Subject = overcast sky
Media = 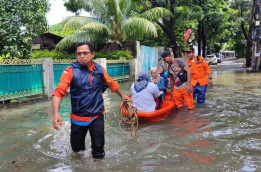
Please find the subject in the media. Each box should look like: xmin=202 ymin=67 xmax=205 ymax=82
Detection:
xmin=46 ymin=0 xmax=89 ymax=26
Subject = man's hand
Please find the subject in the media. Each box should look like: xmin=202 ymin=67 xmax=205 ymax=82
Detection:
xmin=187 ymin=85 xmax=192 ymax=94
xmin=116 ymin=89 xmax=130 ymax=102
xmin=208 ymin=79 xmax=213 ymax=87
xmin=121 ymin=94 xmax=130 ymax=102
xmin=53 ymin=113 xmax=62 ymax=130
xmin=171 ymin=90 xmax=174 ymax=100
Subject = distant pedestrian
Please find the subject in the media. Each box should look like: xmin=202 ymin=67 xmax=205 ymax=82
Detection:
xmin=186 ymin=47 xmax=212 ymax=104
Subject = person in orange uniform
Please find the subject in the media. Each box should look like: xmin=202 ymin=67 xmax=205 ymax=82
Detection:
xmin=186 ymin=47 xmax=212 ymax=104
xmin=161 ymin=51 xmax=194 ymax=110
xmin=52 ymin=42 xmax=129 ymax=159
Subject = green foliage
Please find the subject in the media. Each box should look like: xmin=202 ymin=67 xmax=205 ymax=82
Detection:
xmin=32 ymin=49 xmax=132 ymax=60
xmin=173 ymin=5 xmax=199 ymax=51
xmin=223 ymin=0 xmax=252 ymax=58
xmin=64 ymin=0 xmax=82 ymax=15
xmin=32 ymin=50 xmax=75 ymax=59
xmin=94 ymin=50 xmax=133 ymax=60
xmin=0 ymin=0 xmax=49 ymax=59
xmin=140 ymin=29 xmax=170 ymax=47
xmin=49 ymin=22 xmax=67 ymax=37
xmin=57 ymin=0 xmax=173 ymax=50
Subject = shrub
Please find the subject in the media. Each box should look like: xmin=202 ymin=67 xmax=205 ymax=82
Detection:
xmin=32 ymin=49 xmax=133 ymax=60
xmin=32 ymin=50 xmax=75 ymax=59
xmin=94 ymin=50 xmax=133 ymax=60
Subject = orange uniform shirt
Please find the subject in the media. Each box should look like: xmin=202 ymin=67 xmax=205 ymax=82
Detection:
xmin=52 ymin=61 xmax=119 ymax=98
xmin=187 ymin=56 xmax=211 ymax=86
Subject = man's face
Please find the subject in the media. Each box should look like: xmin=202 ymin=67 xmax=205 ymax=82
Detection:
xmin=163 ymin=55 xmax=172 ymax=64
xmin=76 ymin=45 xmax=95 ymax=66
xmin=187 ymin=52 xmax=194 ymax=59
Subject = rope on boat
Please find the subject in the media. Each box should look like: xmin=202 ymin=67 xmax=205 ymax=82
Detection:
xmin=119 ymin=100 xmax=138 ymax=136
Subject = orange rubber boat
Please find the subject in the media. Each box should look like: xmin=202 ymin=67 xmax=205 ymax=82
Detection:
xmin=122 ymin=91 xmax=176 ymax=122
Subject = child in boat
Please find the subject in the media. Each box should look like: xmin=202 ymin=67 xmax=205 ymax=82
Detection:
xmin=130 ymin=71 xmax=161 ymax=112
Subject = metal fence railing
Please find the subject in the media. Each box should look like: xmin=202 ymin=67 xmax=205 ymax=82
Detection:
xmin=0 ymin=60 xmax=130 ymax=102
xmin=0 ymin=64 xmax=44 ymax=102
xmin=53 ymin=64 xmax=72 ymax=88
xmin=53 ymin=62 xmax=130 ymax=87
xmin=107 ymin=63 xmax=130 ymax=81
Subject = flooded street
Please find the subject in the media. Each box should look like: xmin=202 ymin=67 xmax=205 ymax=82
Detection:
xmin=0 ymin=59 xmax=261 ymax=172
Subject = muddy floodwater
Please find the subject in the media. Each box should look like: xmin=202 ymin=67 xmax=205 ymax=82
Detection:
xmin=0 ymin=62 xmax=261 ymax=172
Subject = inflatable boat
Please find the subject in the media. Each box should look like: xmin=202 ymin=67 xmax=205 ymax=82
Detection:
xmin=136 ymin=91 xmax=175 ymax=122
xmin=121 ymin=91 xmax=176 ymax=122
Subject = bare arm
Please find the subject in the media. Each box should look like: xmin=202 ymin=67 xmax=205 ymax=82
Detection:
xmin=207 ymin=73 xmax=213 ymax=87
xmin=183 ymin=66 xmax=192 ymax=93
xmin=202 ymin=58 xmax=213 ymax=86
xmin=116 ymin=89 xmax=130 ymax=102
xmin=169 ymin=73 xmax=174 ymax=99
xmin=52 ymin=96 xmax=63 ymax=130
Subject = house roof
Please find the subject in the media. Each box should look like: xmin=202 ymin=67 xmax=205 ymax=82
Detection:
xmin=33 ymin=32 xmax=63 ymax=44
xmin=42 ymin=32 xmax=63 ymax=40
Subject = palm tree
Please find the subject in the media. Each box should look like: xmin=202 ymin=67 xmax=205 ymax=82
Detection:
xmin=56 ymin=0 xmax=172 ymax=50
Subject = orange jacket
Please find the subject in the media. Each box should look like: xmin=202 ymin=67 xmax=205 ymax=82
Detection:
xmin=52 ymin=61 xmax=119 ymax=98
xmin=187 ymin=56 xmax=211 ymax=86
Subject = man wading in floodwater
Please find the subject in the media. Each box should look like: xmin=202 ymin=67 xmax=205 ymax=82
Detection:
xmin=52 ymin=42 xmax=129 ymax=159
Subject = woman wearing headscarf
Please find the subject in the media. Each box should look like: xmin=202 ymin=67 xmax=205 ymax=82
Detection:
xmin=130 ymin=71 xmax=161 ymax=112
xmin=149 ymin=67 xmax=165 ymax=100
xmin=158 ymin=65 xmax=170 ymax=89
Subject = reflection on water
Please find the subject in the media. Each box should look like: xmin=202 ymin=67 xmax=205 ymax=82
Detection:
xmin=0 ymin=69 xmax=261 ymax=171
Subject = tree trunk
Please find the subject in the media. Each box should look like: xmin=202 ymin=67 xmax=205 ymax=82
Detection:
xmin=246 ymin=39 xmax=252 ymax=67
xmin=146 ymin=0 xmax=180 ymax=58
xmin=161 ymin=26 xmax=181 ymax=58
xmin=243 ymin=0 xmax=255 ymax=67
xmin=201 ymin=21 xmax=207 ymax=58
xmin=197 ymin=22 xmax=202 ymax=56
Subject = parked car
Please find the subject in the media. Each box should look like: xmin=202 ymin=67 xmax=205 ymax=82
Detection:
xmin=206 ymin=54 xmax=218 ymax=65
xmin=215 ymin=53 xmax=223 ymax=63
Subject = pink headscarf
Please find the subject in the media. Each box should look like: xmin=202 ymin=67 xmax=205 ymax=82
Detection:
xmin=150 ymin=67 xmax=160 ymax=84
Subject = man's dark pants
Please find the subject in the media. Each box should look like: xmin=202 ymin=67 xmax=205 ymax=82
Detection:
xmin=70 ymin=114 xmax=105 ymax=159
xmin=193 ymin=82 xmax=208 ymax=104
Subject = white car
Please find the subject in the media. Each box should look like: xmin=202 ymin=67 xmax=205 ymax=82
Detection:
xmin=206 ymin=55 xmax=218 ymax=65
xmin=215 ymin=53 xmax=223 ymax=63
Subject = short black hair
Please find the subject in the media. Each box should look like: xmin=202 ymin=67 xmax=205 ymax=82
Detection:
xmin=161 ymin=51 xmax=171 ymax=58
xmin=76 ymin=42 xmax=94 ymax=52
xmin=186 ymin=47 xmax=194 ymax=53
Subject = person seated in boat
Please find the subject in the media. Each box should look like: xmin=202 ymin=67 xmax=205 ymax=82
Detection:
xmin=157 ymin=64 xmax=170 ymax=90
xmin=149 ymin=67 xmax=165 ymax=110
xmin=164 ymin=71 xmax=170 ymax=87
xmin=130 ymin=71 xmax=161 ymax=112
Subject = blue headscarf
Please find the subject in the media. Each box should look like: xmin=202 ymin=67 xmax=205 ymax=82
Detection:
xmin=134 ymin=71 xmax=149 ymax=93
xmin=159 ymin=65 xmax=167 ymax=79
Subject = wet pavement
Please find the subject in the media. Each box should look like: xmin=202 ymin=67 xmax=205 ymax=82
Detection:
xmin=0 ymin=58 xmax=260 ymax=172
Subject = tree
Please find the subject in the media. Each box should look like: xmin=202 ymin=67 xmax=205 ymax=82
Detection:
xmin=64 ymin=0 xmax=81 ymax=15
xmin=229 ymin=0 xmax=254 ymax=67
xmin=138 ymin=2 xmax=199 ymax=54
xmin=137 ymin=0 xmax=182 ymax=57
xmin=132 ymin=0 xmax=204 ymax=57
xmin=193 ymin=0 xmax=229 ymax=57
xmin=57 ymin=0 xmax=172 ymax=51
xmin=0 ymin=0 xmax=49 ymax=58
